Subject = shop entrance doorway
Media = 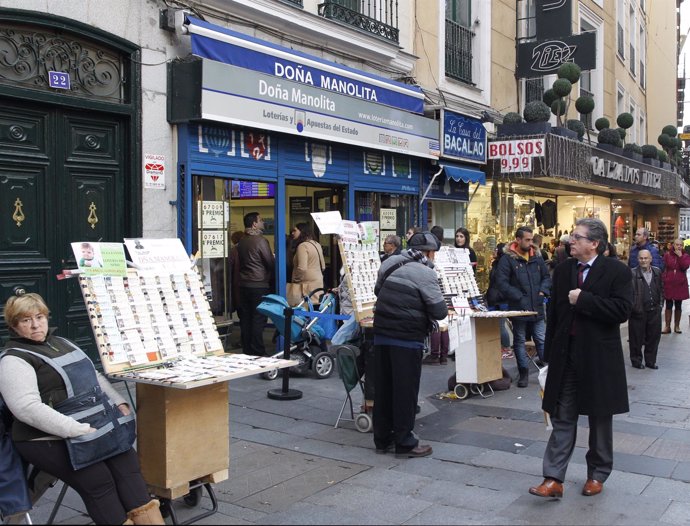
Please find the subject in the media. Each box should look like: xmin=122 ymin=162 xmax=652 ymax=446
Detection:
xmin=286 ymin=184 xmax=345 ymax=290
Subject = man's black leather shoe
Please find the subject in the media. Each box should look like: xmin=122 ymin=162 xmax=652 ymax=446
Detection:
xmin=647 ymin=364 xmax=659 ymax=369
xmin=631 ymin=363 xmax=645 ymax=369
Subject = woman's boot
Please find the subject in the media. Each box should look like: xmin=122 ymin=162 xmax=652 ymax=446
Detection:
xmin=662 ymin=310 xmax=672 ymax=334
xmin=674 ymin=310 xmax=683 ymax=333
xmin=127 ymin=499 xmax=165 ymax=525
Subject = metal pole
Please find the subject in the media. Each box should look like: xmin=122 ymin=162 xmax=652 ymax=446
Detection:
xmin=267 ymin=307 xmax=302 ymax=400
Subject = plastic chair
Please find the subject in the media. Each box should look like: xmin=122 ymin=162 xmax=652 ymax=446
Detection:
xmin=333 ymin=345 xmax=372 ymax=432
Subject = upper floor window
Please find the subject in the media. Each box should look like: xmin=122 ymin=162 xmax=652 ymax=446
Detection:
xmin=617 ymin=0 xmax=625 ymax=59
xmin=445 ymin=0 xmax=474 ymax=84
xmin=639 ymin=26 xmax=646 ymax=88
xmin=629 ymin=5 xmax=636 ymax=76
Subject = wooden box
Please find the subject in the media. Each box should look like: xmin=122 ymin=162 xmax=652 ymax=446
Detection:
xmin=136 ymin=382 xmax=230 ymax=499
xmin=454 ymin=317 xmax=502 ymax=384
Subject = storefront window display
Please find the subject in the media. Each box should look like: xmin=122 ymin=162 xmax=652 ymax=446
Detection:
xmin=193 ymin=175 xmax=276 ymax=324
xmin=426 ymin=200 xmax=469 ymax=245
xmin=467 ymin=180 xmax=612 ymax=291
xmin=355 ymin=191 xmax=418 ymax=250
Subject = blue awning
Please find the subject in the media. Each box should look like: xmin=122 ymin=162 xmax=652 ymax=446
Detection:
xmin=441 ymin=164 xmax=486 ymax=185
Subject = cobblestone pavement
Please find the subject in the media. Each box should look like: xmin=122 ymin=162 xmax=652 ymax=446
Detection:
xmin=30 ymin=301 xmax=690 ymax=525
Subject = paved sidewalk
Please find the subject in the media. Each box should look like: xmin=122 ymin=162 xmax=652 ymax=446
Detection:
xmin=32 ymin=308 xmax=690 ymax=525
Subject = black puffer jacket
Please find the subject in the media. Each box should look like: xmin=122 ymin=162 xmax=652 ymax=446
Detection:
xmin=495 ymin=242 xmax=551 ymax=320
xmin=373 ymin=251 xmax=448 ymax=342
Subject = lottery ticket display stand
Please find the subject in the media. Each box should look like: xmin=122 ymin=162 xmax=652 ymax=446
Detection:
xmin=75 ymin=239 xmax=295 ymax=523
xmin=434 ymin=246 xmax=535 ymax=399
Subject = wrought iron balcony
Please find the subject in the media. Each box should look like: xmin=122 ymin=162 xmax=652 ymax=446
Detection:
xmin=318 ymin=0 xmax=399 ymax=43
xmin=445 ymin=19 xmax=474 ymax=85
xmin=525 ymin=77 xmax=544 ymax=104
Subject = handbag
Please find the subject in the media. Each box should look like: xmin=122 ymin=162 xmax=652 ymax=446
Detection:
xmin=286 ymin=282 xmax=310 ymax=306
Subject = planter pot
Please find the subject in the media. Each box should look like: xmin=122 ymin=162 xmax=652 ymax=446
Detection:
xmin=661 ymin=161 xmax=672 ymax=171
xmin=597 ymin=143 xmax=623 ymax=156
xmin=497 ymin=121 xmax=551 ymax=137
xmin=642 ymin=157 xmax=661 ymax=168
xmin=550 ymin=127 xmax=579 ymax=140
xmin=622 ymin=150 xmax=643 ymax=162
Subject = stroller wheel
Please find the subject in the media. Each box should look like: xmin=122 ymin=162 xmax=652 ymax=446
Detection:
xmin=312 ymin=351 xmax=334 ymax=379
xmin=355 ymin=412 xmax=373 ymax=433
xmin=262 ymin=368 xmax=279 ymax=381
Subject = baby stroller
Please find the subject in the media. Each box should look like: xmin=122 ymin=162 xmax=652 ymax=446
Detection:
xmin=256 ymin=288 xmax=338 ymax=380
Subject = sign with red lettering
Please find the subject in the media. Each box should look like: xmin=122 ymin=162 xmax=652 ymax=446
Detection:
xmin=143 ymin=153 xmax=166 ymax=189
xmin=488 ymin=138 xmax=545 ymax=173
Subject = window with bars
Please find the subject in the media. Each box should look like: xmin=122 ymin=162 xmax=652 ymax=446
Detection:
xmin=525 ymin=77 xmax=545 ymax=104
xmin=445 ymin=0 xmax=474 ymax=84
xmin=319 ymin=0 xmax=399 ymax=42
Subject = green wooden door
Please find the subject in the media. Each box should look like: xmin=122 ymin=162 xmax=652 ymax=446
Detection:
xmin=0 ymin=98 xmax=127 ymax=360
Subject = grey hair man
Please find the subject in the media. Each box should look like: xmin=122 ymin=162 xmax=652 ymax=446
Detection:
xmin=628 ymin=249 xmax=664 ymax=369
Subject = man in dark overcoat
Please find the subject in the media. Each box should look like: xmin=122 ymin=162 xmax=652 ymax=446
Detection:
xmin=629 ymin=249 xmax=664 ymax=369
xmin=529 ymin=218 xmax=632 ymax=499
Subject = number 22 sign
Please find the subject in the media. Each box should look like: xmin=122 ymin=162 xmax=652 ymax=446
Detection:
xmin=48 ymin=71 xmax=70 ymax=90
xmin=488 ymin=138 xmax=545 ymax=174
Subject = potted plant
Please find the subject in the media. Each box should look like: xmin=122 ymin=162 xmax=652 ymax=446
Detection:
xmin=641 ymin=144 xmax=660 ymax=167
xmin=597 ymin=128 xmax=623 ymax=154
xmin=566 ymin=119 xmax=585 ymax=141
xmin=622 ymin=143 xmax=643 ymax=162
xmin=658 ymin=125 xmax=680 ymax=170
xmin=547 ymin=63 xmax=580 ymax=140
xmin=616 ymin=113 xmax=634 ymax=145
xmin=658 ymin=149 xmax=672 ymax=171
xmin=497 ymin=101 xmax=551 ymax=136
xmin=575 ymin=95 xmax=595 ymax=144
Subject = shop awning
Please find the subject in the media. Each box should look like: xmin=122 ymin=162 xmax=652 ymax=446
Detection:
xmin=421 ymin=163 xmax=485 ymax=203
xmin=441 ymin=164 xmax=486 ymax=185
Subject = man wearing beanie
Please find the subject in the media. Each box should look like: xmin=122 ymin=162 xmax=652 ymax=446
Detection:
xmin=372 ymin=232 xmax=447 ymax=458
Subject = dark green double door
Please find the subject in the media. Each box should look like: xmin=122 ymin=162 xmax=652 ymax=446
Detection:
xmin=0 ymin=98 xmax=128 ymax=360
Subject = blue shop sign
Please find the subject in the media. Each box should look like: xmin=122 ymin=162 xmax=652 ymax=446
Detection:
xmin=441 ymin=110 xmax=487 ymax=164
xmin=185 ymin=16 xmax=424 ymax=115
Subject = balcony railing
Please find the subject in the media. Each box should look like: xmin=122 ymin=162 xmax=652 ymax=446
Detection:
xmin=445 ymin=19 xmax=474 ymax=84
xmin=279 ymin=0 xmax=303 ymax=6
xmin=617 ymin=23 xmax=625 ymax=58
xmin=318 ymin=0 xmax=399 ymax=43
xmin=525 ymin=78 xmax=544 ymax=104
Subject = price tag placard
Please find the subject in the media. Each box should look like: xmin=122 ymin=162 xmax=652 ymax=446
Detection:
xmin=488 ymin=138 xmax=545 ymax=174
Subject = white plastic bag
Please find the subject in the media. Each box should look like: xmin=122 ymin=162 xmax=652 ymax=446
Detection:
xmin=537 ymin=365 xmax=553 ymax=431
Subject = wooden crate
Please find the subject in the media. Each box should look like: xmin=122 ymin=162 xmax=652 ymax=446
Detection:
xmin=136 ymin=382 xmax=229 ymax=499
xmin=454 ymin=317 xmax=502 ymax=385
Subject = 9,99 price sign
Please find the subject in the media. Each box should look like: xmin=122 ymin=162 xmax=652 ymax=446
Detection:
xmin=488 ymin=138 xmax=545 ymax=174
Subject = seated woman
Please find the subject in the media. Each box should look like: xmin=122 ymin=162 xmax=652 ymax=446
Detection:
xmin=0 ymin=293 xmax=164 ymax=525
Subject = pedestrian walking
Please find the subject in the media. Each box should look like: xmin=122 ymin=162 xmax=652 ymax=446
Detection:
xmin=529 ymin=218 xmax=632 ymax=499
xmin=661 ymin=238 xmax=690 ymax=334
xmin=495 ymin=226 xmax=551 ymax=386
xmin=629 ymin=250 xmax=664 ymax=369
xmin=628 ymin=227 xmax=663 ymax=270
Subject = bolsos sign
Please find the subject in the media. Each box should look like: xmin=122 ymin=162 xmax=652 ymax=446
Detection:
xmin=488 ymin=138 xmax=545 ymax=173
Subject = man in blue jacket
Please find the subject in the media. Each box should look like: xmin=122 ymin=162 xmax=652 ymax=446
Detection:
xmin=372 ymin=232 xmax=448 ymax=458
xmin=628 ymin=227 xmax=663 ymax=270
xmin=496 ymin=226 xmax=551 ymax=387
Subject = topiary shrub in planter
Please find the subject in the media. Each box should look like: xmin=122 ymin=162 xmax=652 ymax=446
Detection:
xmin=566 ymin=119 xmax=586 ymax=140
xmin=595 ymin=117 xmax=610 ymax=131
xmin=557 ymin=62 xmax=582 ymax=83
xmin=641 ymin=144 xmax=660 ymax=167
xmin=658 ymin=150 xmax=672 ymax=170
xmin=543 ymin=89 xmax=559 ymax=107
xmin=551 ymin=80 xmax=572 ymax=126
xmin=616 ymin=113 xmax=633 ymax=146
xmin=503 ymin=112 xmax=523 ymax=125
xmin=497 ymin=101 xmax=552 ymax=136
xmin=575 ymin=96 xmax=595 ymax=143
xmin=597 ymin=128 xmax=623 ymax=153
xmin=616 ymin=128 xmax=626 ymax=142
xmin=623 ymin=143 xmax=643 ymax=162
xmin=662 ymin=125 xmax=678 ymax=138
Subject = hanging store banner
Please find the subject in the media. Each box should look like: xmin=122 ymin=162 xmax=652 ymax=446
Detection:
xmin=184 ymin=15 xmax=424 ymax=114
xmin=517 ymin=32 xmax=596 ymax=78
xmin=200 ymin=60 xmax=440 ymax=159
xmin=440 ymin=110 xmax=487 ymax=165
xmin=535 ymin=0 xmax=572 ymax=41
xmin=488 ymin=138 xmax=545 ymax=173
